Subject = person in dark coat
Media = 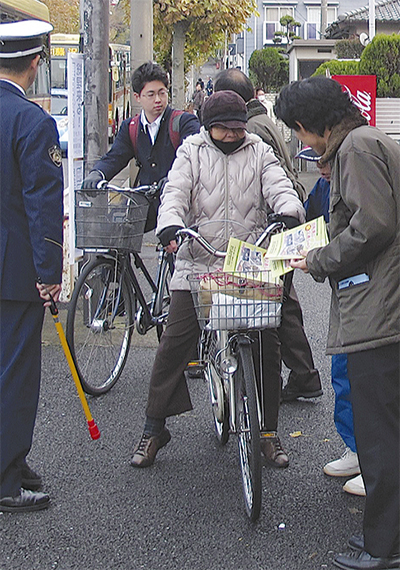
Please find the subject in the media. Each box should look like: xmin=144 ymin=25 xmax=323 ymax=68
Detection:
xmin=192 ymin=78 xmax=205 ymax=122
xmin=275 ymin=76 xmax=400 ymax=570
xmin=297 ymin=146 xmax=364 ymax=496
xmin=82 ymin=61 xmax=200 ymax=232
xmin=0 ymin=20 xmax=64 ymax=513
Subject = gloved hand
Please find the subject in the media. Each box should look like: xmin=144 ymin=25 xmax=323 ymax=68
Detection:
xmin=271 ymin=214 xmax=300 ymax=229
xmin=157 ymin=225 xmax=184 ymax=247
xmin=81 ymin=170 xmax=105 ymax=191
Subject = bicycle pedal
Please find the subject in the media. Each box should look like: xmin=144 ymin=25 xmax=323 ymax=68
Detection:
xmin=186 ymin=362 xmax=205 ymax=378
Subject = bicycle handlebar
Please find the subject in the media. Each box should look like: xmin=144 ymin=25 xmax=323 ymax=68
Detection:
xmin=97 ymin=180 xmax=161 ymax=199
xmin=176 ymin=220 xmax=285 ymax=258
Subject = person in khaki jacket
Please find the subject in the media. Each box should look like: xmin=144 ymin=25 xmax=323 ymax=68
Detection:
xmin=275 ymin=76 xmax=400 ymax=570
xmin=130 ymin=90 xmax=305 ymax=470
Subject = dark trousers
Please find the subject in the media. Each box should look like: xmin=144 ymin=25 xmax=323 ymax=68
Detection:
xmin=0 ymin=300 xmax=44 ymax=498
xmin=147 ymin=291 xmax=282 ymax=432
xmin=279 ymin=286 xmax=321 ymax=391
xmin=347 ymin=343 xmax=400 ymax=558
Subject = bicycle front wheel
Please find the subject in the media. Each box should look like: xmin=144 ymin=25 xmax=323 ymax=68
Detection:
xmin=203 ymin=330 xmax=230 ymax=445
xmin=66 ymin=256 xmax=134 ymax=395
xmin=235 ymin=340 xmax=262 ymax=522
xmin=153 ymin=251 xmax=173 ymax=340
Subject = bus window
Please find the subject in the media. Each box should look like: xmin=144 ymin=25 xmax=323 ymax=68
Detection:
xmin=51 ymin=58 xmax=68 ymax=89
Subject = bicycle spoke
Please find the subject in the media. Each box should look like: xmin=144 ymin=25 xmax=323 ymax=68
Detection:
xmin=235 ymin=342 xmax=262 ymax=522
xmin=66 ymin=257 xmax=133 ymax=395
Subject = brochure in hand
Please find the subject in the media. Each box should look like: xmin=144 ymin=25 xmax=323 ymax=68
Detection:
xmin=222 ymin=237 xmax=280 ymax=284
xmin=265 ymin=216 xmax=328 ymax=259
xmin=223 ymin=217 xmax=329 ymax=278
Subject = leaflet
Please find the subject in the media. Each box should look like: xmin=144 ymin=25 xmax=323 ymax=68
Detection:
xmin=265 ymin=216 xmax=329 ymax=260
xmin=222 ymin=217 xmax=329 ymax=279
xmin=222 ymin=237 xmax=280 ymax=284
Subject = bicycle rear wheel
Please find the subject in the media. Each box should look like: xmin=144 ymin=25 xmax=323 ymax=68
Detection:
xmin=66 ymin=256 xmax=134 ymax=395
xmin=235 ymin=340 xmax=262 ymax=522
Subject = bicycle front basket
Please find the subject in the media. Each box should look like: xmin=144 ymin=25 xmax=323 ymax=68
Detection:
xmin=75 ymin=189 xmax=149 ymax=251
xmin=188 ymin=271 xmax=283 ymax=331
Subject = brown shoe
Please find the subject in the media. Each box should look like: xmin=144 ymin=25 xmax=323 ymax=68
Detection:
xmin=260 ymin=433 xmax=289 ymax=468
xmin=130 ymin=428 xmax=171 ymax=468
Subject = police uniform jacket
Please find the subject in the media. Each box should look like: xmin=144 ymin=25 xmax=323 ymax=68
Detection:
xmin=0 ymin=80 xmax=63 ymax=302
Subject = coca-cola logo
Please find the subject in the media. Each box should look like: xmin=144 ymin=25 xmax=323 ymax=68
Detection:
xmin=343 ymin=85 xmax=373 ymax=122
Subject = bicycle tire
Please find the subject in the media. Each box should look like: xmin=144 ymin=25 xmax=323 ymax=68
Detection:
xmin=203 ymin=331 xmax=230 ymax=445
xmin=66 ymin=256 xmax=134 ymax=395
xmin=235 ymin=340 xmax=262 ymax=522
xmin=153 ymin=252 xmax=173 ymax=340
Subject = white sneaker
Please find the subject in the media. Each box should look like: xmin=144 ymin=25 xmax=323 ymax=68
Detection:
xmin=323 ymin=447 xmax=361 ymax=477
xmin=343 ymin=474 xmax=366 ymax=496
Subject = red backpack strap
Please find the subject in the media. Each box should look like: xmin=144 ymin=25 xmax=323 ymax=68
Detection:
xmin=128 ymin=114 xmax=141 ymax=157
xmin=169 ymin=110 xmax=184 ymax=150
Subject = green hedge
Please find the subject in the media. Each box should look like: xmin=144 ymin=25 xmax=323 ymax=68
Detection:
xmin=313 ymin=34 xmax=400 ymax=97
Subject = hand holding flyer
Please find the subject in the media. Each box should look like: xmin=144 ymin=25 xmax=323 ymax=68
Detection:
xmin=266 ymin=216 xmax=329 ymax=277
xmin=222 ymin=217 xmax=329 ymax=279
xmin=265 ymin=216 xmax=329 ymax=260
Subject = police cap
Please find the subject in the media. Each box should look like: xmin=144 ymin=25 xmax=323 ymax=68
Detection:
xmin=0 ymin=20 xmax=53 ymax=59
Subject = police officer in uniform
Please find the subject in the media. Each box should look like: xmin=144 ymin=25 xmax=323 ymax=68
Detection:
xmin=0 ymin=20 xmax=63 ymax=512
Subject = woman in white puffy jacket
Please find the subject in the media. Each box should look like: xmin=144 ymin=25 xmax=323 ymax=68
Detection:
xmin=130 ymin=90 xmax=305 ymax=469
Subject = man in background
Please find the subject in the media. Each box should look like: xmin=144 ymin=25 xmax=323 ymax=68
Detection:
xmin=82 ymin=61 xmax=200 ymax=231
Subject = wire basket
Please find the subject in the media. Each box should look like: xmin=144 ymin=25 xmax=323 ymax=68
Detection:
xmin=75 ymin=189 xmax=149 ymax=252
xmin=188 ymin=271 xmax=283 ymax=331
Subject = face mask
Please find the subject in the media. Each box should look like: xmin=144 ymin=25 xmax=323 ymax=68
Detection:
xmin=210 ymin=137 xmax=245 ymax=154
xmin=258 ymin=95 xmax=266 ymax=102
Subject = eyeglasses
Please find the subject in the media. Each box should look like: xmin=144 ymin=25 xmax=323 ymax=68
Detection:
xmin=140 ymin=89 xmax=169 ymax=100
xmin=211 ymin=126 xmax=246 ymax=136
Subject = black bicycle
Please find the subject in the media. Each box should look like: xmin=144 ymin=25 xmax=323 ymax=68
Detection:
xmin=66 ymin=182 xmax=173 ymax=396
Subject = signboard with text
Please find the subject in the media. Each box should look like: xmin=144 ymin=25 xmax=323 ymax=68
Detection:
xmin=67 ymin=53 xmax=84 ymax=268
xmin=332 ymin=75 xmax=376 ymax=126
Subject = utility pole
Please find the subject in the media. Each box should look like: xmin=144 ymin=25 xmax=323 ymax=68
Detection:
xmin=129 ymin=0 xmax=153 ymax=183
xmin=81 ymin=0 xmax=109 ymax=174
xmin=321 ymin=0 xmax=328 ymax=38
xmin=369 ymin=0 xmax=376 ymax=41
xmin=171 ymin=22 xmax=186 ymax=109
xmin=130 ymin=0 xmax=153 ymax=116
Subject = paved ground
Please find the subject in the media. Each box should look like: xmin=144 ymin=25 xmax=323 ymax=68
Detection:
xmin=1 ymin=169 xmax=368 ymax=570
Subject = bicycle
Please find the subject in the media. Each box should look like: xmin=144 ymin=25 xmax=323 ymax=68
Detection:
xmin=66 ymin=181 xmax=174 ymax=396
xmin=177 ymin=220 xmax=285 ymax=522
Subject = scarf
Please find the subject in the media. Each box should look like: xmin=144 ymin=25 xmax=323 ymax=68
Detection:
xmin=319 ymin=107 xmax=368 ymax=166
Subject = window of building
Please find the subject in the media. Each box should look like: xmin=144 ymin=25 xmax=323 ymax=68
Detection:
xmin=306 ymin=5 xmax=337 ymax=39
xmin=263 ymin=5 xmax=295 ymax=43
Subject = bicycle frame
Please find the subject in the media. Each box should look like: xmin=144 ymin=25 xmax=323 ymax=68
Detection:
xmin=85 ymin=247 xmax=171 ymax=335
xmin=200 ymin=329 xmax=264 ymax=434
xmin=179 ymin=221 xmax=286 ymax=432
xmin=79 ymin=180 xmax=172 ymax=335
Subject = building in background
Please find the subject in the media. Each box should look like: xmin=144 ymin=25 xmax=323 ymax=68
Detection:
xmin=325 ymin=0 xmax=400 ymax=39
xmin=232 ymin=0 xmax=374 ymax=76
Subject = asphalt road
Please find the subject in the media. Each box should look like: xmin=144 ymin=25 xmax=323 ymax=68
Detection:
xmin=0 ymin=260 xmax=365 ymax=570
xmin=1 ymin=170 xmax=366 ymax=570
